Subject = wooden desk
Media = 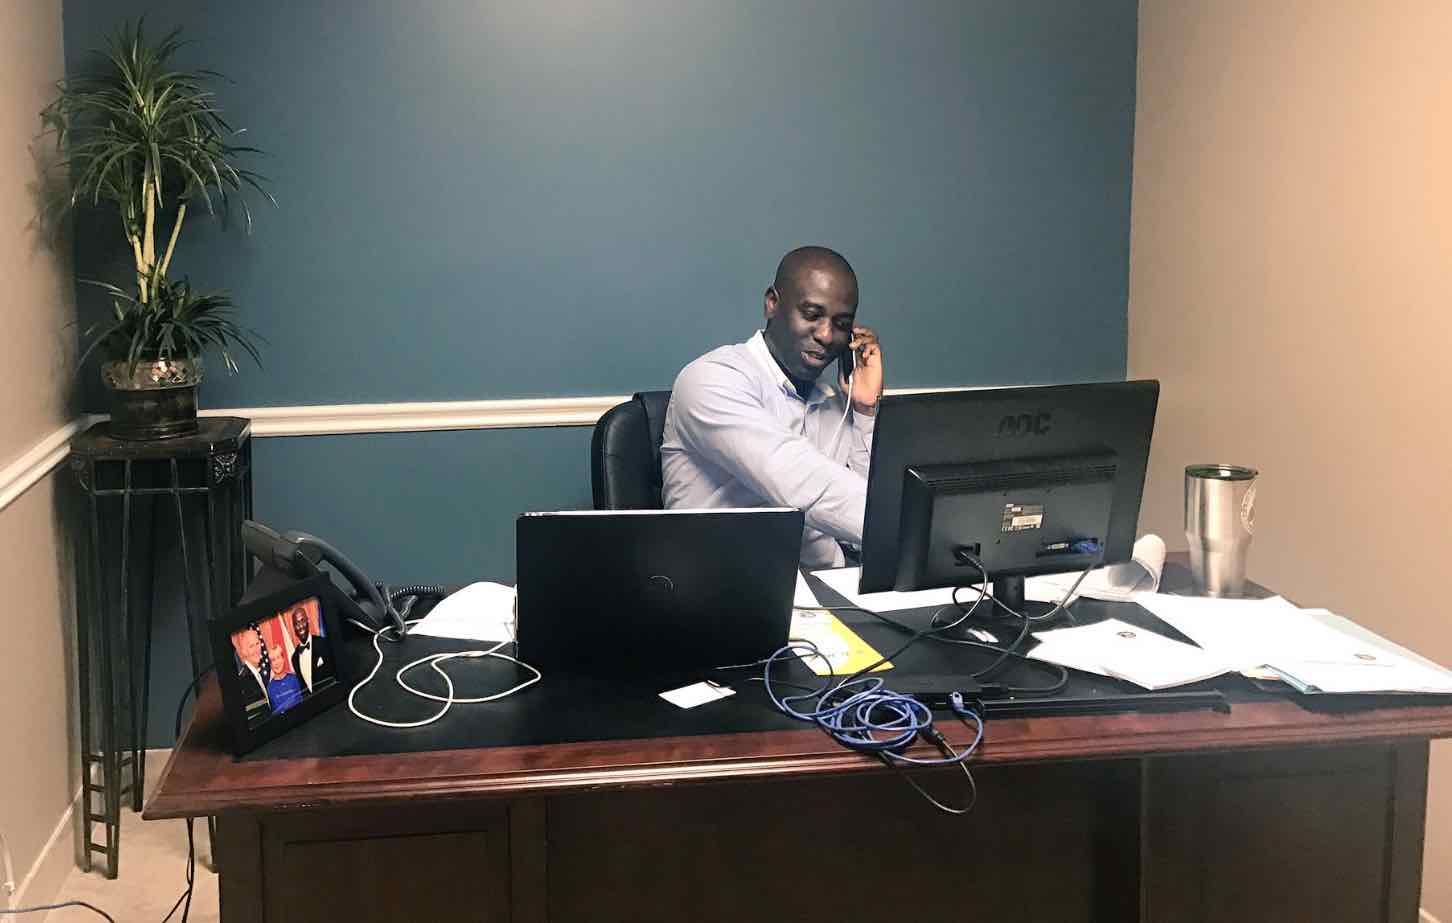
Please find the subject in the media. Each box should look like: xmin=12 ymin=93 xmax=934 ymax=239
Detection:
xmin=149 ymin=666 xmax=1452 ymax=922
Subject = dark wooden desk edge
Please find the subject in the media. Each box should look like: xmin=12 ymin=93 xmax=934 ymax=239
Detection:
xmin=144 ymin=676 xmax=1452 ymax=819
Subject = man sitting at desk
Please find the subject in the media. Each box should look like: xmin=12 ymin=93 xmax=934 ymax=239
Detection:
xmin=661 ymin=246 xmax=884 ymax=568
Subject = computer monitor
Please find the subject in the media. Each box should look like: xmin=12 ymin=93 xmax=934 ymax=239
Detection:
xmin=859 ymin=381 xmax=1159 ymax=617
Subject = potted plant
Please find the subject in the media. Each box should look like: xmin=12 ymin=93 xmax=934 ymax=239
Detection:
xmin=42 ymin=21 xmax=272 ymax=439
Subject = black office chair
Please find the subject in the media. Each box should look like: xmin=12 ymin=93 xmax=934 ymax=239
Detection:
xmin=591 ymin=390 xmax=672 ymax=510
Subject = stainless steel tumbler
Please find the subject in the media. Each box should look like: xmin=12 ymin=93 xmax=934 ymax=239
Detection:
xmin=1185 ymin=464 xmax=1258 ymax=597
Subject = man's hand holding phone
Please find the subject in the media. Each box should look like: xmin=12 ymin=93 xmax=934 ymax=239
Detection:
xmin=841 ymin=325 xmax=883 ymax=416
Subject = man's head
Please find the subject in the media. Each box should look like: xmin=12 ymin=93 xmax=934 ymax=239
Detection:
xmin=232 ymin=628 xmax=262 ymax=669
xmin=763 ymin=246 xmax=858 ymax=384
xmin=268 ymin=644 xmax=288 ymax=680
xmin=290 ymin=606 xmax=310 ymax=645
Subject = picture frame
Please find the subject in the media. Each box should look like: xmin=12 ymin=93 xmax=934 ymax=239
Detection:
xmin=210 ymin=572 xmax=352 ymax=756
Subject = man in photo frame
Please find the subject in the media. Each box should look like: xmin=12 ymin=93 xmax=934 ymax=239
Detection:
xmin=230 ymin=624 xmax=271 ymax=725
xmin=289 ymin=602 xmax=335 ymax=693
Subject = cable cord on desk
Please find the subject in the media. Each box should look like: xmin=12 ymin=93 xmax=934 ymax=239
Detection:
xmin=347 ymin=619 xmax=542 ymax=730
xmin=761 ymin=641 xmax=984 ymax=814
xmin=747 ymin=559 xmax=995 ymax=814
xmin=818 ymin=553 xmax=1101 ymax=695
xmin=746 ymin=557 xmax=1102 ymax=813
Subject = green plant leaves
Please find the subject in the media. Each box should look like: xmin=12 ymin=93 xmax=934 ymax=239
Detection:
xmin=76 ymin=277 xmax=264 ymax=375
xmin=41 ymin=18 xmax=272 ymax=376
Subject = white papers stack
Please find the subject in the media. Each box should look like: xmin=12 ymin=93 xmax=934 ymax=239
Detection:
xmin=1028 ymin=618 xmax=1232 ymax=690
xmin=1133 ymin=594 xmax=1303 ymax=679
xmin=408 ymin=581 xmax=517 ymax=643
xmin=1134 ymin=593 xmax=1452 ymax=694
xmin=812 ymin=534 xmax=1167 ymax=614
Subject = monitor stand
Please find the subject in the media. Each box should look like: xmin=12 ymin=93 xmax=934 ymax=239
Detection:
xmin=990 ymin=575 xmax=1063 ymax=622
xmin=934 ymin=575 xmax=1067 ymax=640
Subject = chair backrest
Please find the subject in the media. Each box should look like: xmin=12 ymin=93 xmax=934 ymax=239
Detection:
xmin=590 ymin=390 xmax=672 ymax=510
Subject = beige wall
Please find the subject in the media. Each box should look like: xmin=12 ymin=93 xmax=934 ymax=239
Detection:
xmin=0 ymin=0 xmax=80 ymax=908
xmin=0 ymin=0 xmax=75 ymax=459
xmin=1130 ymin=0 xmax=1452 ymax=916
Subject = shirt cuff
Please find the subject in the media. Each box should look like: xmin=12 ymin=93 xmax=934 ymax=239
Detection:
xmin=852 ymin=408 xmax=877 ymax=436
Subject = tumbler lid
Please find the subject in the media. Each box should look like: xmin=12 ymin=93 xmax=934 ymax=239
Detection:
xmin=1186 ymin=464 xmax=1258 ymax=481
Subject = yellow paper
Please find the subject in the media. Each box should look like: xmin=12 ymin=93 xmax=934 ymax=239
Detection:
xmin=789 ymin=608 xmax=892 ymax=676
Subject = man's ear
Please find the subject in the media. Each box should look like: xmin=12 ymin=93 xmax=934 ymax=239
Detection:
xmin=764 ymin=285 xmax=780 ymax=325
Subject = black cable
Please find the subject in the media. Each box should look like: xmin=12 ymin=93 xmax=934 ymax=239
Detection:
xmin=0 ymin=901 xmax=116 ymax=921
xmin=832 ymin=557 xmax=992 ymax=687
xmin=173 ymin=667 xmax=215 ymax=740
xmin=798 ymin=553 xmax=1101 ymax=694
xmin=157 ymin=818 xmax=195 ymax=923
xmin=855 ymin=606 xmax=1070 ymax=695
xmin=161 ymin=667 xmax=214 ymax=923
xmin=4 ymin=667 xmax=219 ymax=923
xmin=385 ymin=584 xmax=450 ymax=605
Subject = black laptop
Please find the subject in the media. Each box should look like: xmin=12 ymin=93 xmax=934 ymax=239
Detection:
xmin=515 ymin=508 xmax=804 ymax=674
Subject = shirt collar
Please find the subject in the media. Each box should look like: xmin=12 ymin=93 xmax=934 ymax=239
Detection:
xmin=745 ymin=331 xmax=839 ymax=406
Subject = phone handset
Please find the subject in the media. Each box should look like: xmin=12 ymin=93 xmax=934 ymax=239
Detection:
xmin=241 ymin=520 xmax=406 ymax=635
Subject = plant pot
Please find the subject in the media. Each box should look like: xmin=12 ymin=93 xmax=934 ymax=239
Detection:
xmin=101 ymin=356 xmax=203 ymax=440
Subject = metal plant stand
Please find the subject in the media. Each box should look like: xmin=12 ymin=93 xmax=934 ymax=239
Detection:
xmin=69 ymin=417 xmax=252 ymax=878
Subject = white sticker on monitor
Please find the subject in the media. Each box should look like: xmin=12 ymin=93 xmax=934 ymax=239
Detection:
xmin=1001 ymin=503 xmax=1045 ymax=532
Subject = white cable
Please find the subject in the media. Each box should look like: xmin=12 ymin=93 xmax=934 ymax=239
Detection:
xmin=827 ymin=368 xmax=855 ymax=457
xmin=346 ymin=619 xmax=543 ymax=729
xmin=0 ymin=828 xmax=16 ymax=910
xmin=395 ymin=648 xmax=540 ymax=704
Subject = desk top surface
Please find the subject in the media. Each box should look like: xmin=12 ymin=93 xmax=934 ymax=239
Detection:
xmin=147 ymin=562 xmax=1452 ymax=819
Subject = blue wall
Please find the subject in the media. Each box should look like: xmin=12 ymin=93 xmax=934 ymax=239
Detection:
xmin=62 ymin=0 xmax=1138 ymax=738
xmin=66 ymin=0 xmax=1135 ymax=408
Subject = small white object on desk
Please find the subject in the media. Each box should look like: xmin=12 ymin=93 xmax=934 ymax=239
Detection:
xmin=1029 ymin=617 xmax=1233 ymax=690
xmin=408 ymin=581 xmax=517 ymax=643
xmin=660 ymin=681 xmax=736 ymax=709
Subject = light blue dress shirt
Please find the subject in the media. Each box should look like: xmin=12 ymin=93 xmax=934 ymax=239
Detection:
xmin=661 ymin=331 xmax=875 ymax=568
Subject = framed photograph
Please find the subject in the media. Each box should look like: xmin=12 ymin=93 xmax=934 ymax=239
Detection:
xmin=210 ymin=573 xmax=351 ymax=755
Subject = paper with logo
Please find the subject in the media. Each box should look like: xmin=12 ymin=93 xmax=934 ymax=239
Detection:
xmin=1029 ymin=618 xmax=1233 ymax=690
xmin=789 ymin=608 xmax=892 ymax=676
xmin=1135 ymin=594 xmax=1452 ymax=693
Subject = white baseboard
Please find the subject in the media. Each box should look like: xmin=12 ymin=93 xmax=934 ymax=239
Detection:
xmin=1423 ymin=909 xmax=1445 ymax=923
xmin=10 ymin=786 xmax=80 ymax=911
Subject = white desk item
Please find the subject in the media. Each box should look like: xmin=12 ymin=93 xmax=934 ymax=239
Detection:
xmin=1134 ymin=593 xmax=1452 ymax=694
xmin=1028 ymin=617 xmax=1232 ymax=690
xmin=660 ymin=681 xmax=736 ymax=709
xmin=408 ymin=581 xmax=518 ymax=643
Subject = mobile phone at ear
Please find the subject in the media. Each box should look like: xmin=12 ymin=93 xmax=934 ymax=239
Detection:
xmin=840 ymin=343 xmax=857 ymax=383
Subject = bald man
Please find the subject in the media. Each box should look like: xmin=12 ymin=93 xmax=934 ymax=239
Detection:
xmin=660 ymin=246 xmax=884 ymax=568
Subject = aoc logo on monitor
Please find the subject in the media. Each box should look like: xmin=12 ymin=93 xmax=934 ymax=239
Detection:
xmin=996 ymin=412 xmax=1052 ymax=437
